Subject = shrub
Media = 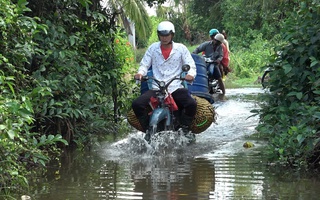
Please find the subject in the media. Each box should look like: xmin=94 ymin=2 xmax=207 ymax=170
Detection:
xmin=255 ymin=0 xmax=320 ymax=168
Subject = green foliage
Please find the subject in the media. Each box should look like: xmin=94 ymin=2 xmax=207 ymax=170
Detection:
xmin=114 ymin=32 xmax=136 ymax=73
xmin=221 ymin=0 xmax=298 ymax=43
xmin=0 ymin=0 xmax=68 ymax=196
xmin=24 ymin=0 xmax=137 ymax=146
xmin=189 ymin=0 xmax=223 ymax=37
xmin=136 ymin=17 xmax=162 ymax=61
xmin=147 ymin=16 xmax=163 ymax=46
xmin=230 ymin=32 xmax=276 ymax=78
xmin=186 ymin=0 xmax=299 ymax=47
xmin=110 ymin=31 xmax=138 ymax=120
xmin=0 ymin=0 xmax=138 ymax=196
xmin=255 ymin=0 xmax=320 ymax=168
xmin=0 ymin=72 xmax=67 ymax=196
xmin=106 ymin=0 xmax=153 ymax=48
xmin=135 ymin=48 xmax=147 ymax=64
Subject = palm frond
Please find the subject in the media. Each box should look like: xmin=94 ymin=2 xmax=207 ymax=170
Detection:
xmin=103 ymin=0 xmax=152 ymax=39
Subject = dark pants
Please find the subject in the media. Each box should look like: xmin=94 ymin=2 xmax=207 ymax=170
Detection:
xmin=207 ymin=63 xmax=222 ymax=80
xmin=132 ymin=88 xmax=197 ymax=119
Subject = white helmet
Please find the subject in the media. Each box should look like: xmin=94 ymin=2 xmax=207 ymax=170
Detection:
xmin=157 ymin=21 xmax=175 ymax=36
xmin=214 ymin=33 xmax=226 ymax=43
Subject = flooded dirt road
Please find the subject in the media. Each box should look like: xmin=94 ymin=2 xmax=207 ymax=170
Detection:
xmin=23 ymin=88 xmax=320 ymax=200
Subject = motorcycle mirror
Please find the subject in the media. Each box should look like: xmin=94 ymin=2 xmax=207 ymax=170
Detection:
xmin=182 ymin=64 xmax=190 ymax=72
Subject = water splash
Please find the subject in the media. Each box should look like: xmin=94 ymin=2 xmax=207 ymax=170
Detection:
xmin=99 ymin=130 xmax=194 ymax=160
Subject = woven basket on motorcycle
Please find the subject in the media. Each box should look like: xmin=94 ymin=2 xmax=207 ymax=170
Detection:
xmin=190 ymin=95 xmax=216 ymax=133
xmin=127 ymin=106 xmax=152 ymax=132
xmin=127 ymin=95 xmax=216 ymax=134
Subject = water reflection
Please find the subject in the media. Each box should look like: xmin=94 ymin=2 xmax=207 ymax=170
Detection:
xmin=99 ymin=157 xmax=216 ymax=200
xmin=202 ymin=140 xmax=267 ymax=199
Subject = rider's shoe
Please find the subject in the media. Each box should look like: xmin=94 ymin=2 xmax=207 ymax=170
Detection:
xmin=184 ymin=132 xmax=196 ymax=143
xmin=180 ymin=114 xmax=196 ymax=143
xmin=138 ymin=116 xmax=151 ymax=142
xmin=138 ymin=116 xmax=149 ymax=132
xmin=181 ymin=124 xmax=196 ymax=144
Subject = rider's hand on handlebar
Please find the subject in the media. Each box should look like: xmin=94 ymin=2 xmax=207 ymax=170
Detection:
xmin=134 ymin=73 xmax=143 ymax=80
xmin=185 ymin=74 xmax=194 ymax=83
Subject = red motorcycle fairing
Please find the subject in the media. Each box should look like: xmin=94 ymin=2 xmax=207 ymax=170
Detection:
xmin=149 ymin=94 xmax=178 ymax=112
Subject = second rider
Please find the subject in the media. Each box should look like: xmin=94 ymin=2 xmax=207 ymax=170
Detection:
xmin=193 ymin=29 xmax=226 ymax=99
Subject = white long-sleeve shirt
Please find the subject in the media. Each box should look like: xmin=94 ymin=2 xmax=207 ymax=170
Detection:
xmin=137 ymin=41 xmax=196 ymax=93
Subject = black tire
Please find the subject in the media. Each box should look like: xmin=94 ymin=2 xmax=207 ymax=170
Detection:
xmin=261 ymin=70 xmax=270 ymax=88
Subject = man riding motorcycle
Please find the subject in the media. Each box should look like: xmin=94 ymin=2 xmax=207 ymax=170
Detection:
xmin=192 ymin=29 xmax=226 ymax=98
xmin=132 ymin=21 xmax=197 ymax=142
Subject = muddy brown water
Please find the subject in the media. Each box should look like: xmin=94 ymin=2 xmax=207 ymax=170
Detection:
xmin=18 ymin=88 xmax=320 ymax=200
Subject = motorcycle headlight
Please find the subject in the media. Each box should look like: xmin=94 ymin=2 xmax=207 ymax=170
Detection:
xmin=159 ymin=81 xmax=165 ymax=87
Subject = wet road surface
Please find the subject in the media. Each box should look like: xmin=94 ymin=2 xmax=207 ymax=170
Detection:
xmin=23 ymin=88 xmax=320 ymax=200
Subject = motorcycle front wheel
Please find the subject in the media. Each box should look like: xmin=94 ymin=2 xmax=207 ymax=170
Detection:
xmin=144 ymin=125 xmax=157 ymax=142
xmin=149 ymin=125 xmax=157 ymax=135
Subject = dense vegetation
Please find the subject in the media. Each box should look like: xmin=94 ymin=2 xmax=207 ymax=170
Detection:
xmin=1 ymin=0 xmax=138 ymax=197
xmin=254 ymin=1 xmax=320 ymax=168
xmin=0 ymin=0 xmax=319 ymax=198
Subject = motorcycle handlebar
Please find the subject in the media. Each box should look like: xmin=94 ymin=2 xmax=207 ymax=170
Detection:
xmin=134 ymin=64 xmax=190 ymax=84
xmin=134 ymin=72 xmax=187 ymax=84
xmin=141 ymin=76 xmax=184 ymax=84
xmin=135 ymin=75 xmax=187 ymax=92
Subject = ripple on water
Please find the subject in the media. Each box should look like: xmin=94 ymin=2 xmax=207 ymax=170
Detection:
xmin=199 ymin=139 xmax=267 ymax=200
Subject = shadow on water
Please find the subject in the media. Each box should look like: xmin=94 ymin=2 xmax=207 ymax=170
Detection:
xmin=22 ymin=88 xmax=320 ymax=200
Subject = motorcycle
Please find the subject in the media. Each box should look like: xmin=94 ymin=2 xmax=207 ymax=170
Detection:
xmin=127 ymin=54 xmax=216 ymax=143
xmin=138 ymin=64 xmax=191 ymax=139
